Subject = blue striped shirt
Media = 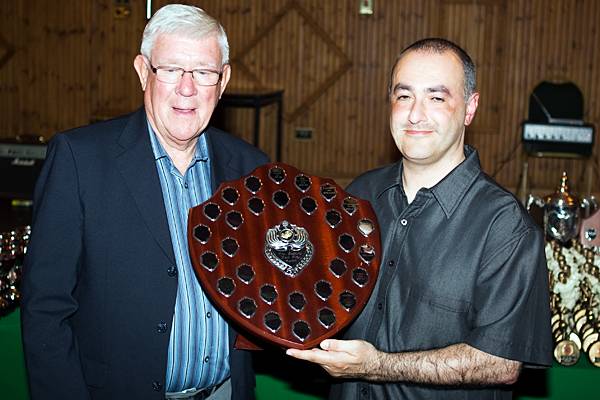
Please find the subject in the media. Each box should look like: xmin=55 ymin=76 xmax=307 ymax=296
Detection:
xmin=148 ymin=125 xmax=230 ymax=392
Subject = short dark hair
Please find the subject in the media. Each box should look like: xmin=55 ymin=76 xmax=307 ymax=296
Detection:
xmin=390 ymin=37 xmax=476 ymax=100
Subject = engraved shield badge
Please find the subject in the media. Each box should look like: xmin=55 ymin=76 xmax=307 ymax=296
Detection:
xmin=188 ymin=163 xmax=381 ymax=350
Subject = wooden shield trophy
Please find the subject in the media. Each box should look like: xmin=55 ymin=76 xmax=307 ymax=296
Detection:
xmin=188 ymin=163 xmax=381 ymax=350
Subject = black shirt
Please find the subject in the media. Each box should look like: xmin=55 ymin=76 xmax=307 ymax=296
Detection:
xmin=330 ymin=146 xmax=552 ymax=400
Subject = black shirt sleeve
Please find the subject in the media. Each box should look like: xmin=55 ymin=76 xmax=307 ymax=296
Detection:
xmin=466 ymin=225 xmax=553 ymax=366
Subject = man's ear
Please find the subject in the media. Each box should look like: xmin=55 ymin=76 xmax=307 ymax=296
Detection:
xmin=464 ymin=92 xmax=479 ymax=126
xmin=218 ymin=64 xmax=231 ymax=99
xmin=133 ymin=55 xmax=149 ymax=91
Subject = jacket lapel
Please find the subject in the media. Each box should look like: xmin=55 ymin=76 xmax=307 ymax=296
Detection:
xmin=114 ymin=108 xmax=175 ymax=264
xmin=204 ymin=127 xmax=240 ymax=191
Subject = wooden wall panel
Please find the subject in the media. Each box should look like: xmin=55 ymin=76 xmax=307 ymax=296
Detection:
xmin=0 ymin=0 xmax=93 ymax=136
xmin=90 ymin=0 xmax=145 ymax=120
xmin=0 ymin=0 xmax=598 ymax=196
xmin=440 ymin=0 xmax=507 ymax=176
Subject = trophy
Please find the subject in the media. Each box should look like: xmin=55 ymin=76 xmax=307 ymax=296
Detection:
xmin=544 ymin=172 xmax=580 ymax=243
xmin=549 ymin=290 xmax=580 ymax=366
xmin=580 ymin=208 xmax=600 ymax=248
xmin=0 ymin=226 xmax=29 ymax=315
xmin=187 ymin=163 xmax=381 ymax=350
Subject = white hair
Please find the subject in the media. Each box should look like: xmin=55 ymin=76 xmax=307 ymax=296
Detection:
xmin=140 ymin=4 xmax=229 ymax=65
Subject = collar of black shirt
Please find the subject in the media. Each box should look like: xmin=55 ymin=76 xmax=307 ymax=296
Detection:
xmin=376 ymin=145 xmax=482 ymax=218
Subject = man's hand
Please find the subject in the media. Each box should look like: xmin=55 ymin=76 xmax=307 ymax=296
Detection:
xmin=286 ymin=339 xmax=382 ymax=379
xmin=287 ymin=341 xmax=521 ymax=385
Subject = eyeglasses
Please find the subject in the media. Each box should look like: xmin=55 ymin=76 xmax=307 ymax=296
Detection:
xmin=148 ymin=63 xmax=223 ymax=86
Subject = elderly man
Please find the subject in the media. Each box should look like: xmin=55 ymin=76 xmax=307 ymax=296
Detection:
xmin=21 ymin=4 xmax=267 ymax=400
xmin=287 ymin=38 xmax=552 ymax=399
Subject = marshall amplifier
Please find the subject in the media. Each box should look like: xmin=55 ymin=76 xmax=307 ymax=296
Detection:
xmin=0 ymin=139 xmax=47 ymax=200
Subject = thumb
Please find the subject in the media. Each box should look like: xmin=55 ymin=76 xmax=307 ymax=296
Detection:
xmin=320 ymin=339 xmax=348 ymax=352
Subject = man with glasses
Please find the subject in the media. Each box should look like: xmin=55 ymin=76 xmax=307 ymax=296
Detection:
xmin=21 ymin=5 xmax=267 ymax=400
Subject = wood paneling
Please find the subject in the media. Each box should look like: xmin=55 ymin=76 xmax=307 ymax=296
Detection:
xmin=0 ymin=0 xmax=598 ymax=195
xmin=0 ymin=0 xmax=94 ymax=135
xmin=90 ymin=0 xmax=145 ymax=120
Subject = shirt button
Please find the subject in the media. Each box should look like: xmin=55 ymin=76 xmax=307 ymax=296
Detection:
xmin=157 ymin=322 xmax=167 ymax=333
xmin=388 ymin=260 xmax=395 ymax=267
xmin=400 ymin=218 xmax=408 ymax=226
xmin=206 ymin=311 xmax=212 ymax=318
xmin=167 ymin=265 xmax=178 ymax=277
xmin=184 ymin=182 xmax=189 ymax=189
xmin=204 ymin=356 xmax=210 ymax=363
xmin=360 ymin=386 xmax=368 ymax=396
xmin=377 ymin=303 xmax=383 ymax=310
xmin=152 ymin=381 xmax=162 ymax=391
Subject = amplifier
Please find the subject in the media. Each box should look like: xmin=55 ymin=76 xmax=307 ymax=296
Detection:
xmin=522 ymin=122 xmax=595 ymax=157
xmin=0 ymin=142 xmax=47 ymax=200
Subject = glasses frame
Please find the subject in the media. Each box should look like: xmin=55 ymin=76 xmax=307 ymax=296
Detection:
xmin=147 ymin=60 xmax=223 ymax=87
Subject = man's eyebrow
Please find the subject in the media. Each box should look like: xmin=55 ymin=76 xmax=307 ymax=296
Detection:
xmin=426 ymin=85 xmax=451 ymax=95
xmin=392 ymin=83 xmax=412 ymax=94
xmin=392 ymin=84 xmax=452 ymax=96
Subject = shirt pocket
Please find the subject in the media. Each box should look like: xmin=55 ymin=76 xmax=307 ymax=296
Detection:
xmin=392 ymin=288 xmax=472 ymax=351
xmin=419 ymin=291 xmax=471 ymax=314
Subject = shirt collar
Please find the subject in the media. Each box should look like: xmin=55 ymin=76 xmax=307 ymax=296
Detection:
xmin=147 ymin=119 xmax=209 ymax=163
xmin=374 ymin=163 xmax=403 ymax=198
xmin=376 ymin=145 xmax=482 ymax=218
xmin=429 ymin=145 xmax=481 ymax=218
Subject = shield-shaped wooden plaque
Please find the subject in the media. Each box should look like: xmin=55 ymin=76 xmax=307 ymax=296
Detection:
xmin=188 ymin=163 xmax=381 ymax=350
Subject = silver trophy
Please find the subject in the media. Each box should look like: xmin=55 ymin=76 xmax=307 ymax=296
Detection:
xmin=544 ymin=172 xmax=580 ymax=243
xmin=0 ymin=225 xmax=30 ymax=314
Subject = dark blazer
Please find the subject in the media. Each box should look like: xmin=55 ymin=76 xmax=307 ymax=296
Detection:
xmin=21 ymin=108 xmax=269 ymax=400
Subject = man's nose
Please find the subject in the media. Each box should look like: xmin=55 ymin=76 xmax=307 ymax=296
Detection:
xmin=408 ymin=100 xmax=426 ymax=124
xmin=176 ymin=71 xmax=198 ymax=96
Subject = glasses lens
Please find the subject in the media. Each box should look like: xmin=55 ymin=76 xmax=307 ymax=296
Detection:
xmin=153 ymin=65 xmax=221 ymax=86
xmin=156 ymin=68 xmax=182 ymax=84
xmin=193 ymin=70 xmax=220 ymax=86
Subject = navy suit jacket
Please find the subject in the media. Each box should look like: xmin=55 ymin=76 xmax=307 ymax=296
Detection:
xmin=21 ymin=108 xmax=269 ymax=399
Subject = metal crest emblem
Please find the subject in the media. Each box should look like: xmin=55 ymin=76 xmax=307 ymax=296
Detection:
xmin=264 ymin=221 xmax=314 ymax=277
